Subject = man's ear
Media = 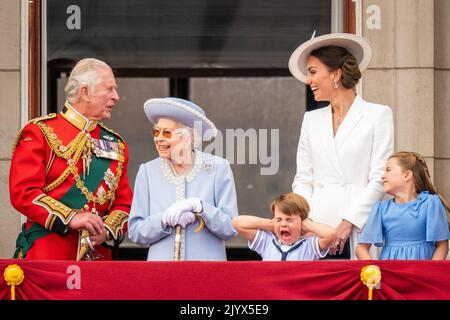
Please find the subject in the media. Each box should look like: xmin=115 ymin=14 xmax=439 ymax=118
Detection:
xmin=79 ymin=85 xmax=90 ymax=102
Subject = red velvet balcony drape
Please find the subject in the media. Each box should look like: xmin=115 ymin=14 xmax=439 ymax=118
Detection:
xmin=1 ymin=259 xmax=449 ymax=300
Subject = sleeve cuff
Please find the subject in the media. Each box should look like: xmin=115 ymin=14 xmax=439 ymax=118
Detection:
xmin=313 ymin=235 xmax=329 ymax=258
xmin=103 ymin=210 xmax=129 ymax=242
xmin=249 ymin=229 xmax=263 ymax=250
xmin=32 ymin=194 xmax=77 ymax=230
xmin=50 ymin=217 xmax=70 ymax=236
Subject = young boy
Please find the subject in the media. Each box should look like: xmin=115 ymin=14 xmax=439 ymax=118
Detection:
xmin=233 ymin=192 xmax=336 ymax=261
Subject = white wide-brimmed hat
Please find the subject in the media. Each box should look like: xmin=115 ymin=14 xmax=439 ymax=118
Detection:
xmin=288 ymin=33 xmax=373 ymax=83
xmin=143 ymin=97 xmax=217 ymax=139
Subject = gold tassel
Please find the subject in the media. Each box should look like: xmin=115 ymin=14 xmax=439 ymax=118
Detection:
xmin=3 ymin=264 xmax=25 ymax=300
xmin=360 ymin=265 xmax=381 ymax=300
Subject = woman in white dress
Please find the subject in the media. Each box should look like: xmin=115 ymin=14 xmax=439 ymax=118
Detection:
xmin=288 ymin=33 xmax=394 ymax=259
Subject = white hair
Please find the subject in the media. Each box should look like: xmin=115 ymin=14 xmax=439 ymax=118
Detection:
xmin=155 ymin=117 xmax=202 ymax=150
xmin=173 ymin=124 xmax=203 ymax=150
xmin=64 ymin=58 xmax=112 ymax=103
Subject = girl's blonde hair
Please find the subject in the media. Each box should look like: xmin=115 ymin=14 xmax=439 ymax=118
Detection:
xmin=389 ymin=151 xmax=450 ymax=226
xmin=271 ymin=192 xmax=310 ymax=220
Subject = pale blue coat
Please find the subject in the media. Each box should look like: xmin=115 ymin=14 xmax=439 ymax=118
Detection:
xmin=128 ymin=151 xmax=238 ymax=260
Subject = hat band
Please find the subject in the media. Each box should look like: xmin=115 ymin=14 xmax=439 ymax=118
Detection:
xmin=148 ymin=98 xmax=218 ymax=137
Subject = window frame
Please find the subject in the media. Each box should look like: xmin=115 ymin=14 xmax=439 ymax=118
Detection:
xmin=28 ymin=0 xmax=356 ymax=116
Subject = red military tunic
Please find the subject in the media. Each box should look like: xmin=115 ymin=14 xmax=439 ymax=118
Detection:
xmin=10 ymin=102 xmax=133 ymax=260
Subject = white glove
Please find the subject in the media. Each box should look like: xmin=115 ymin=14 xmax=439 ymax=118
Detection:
xmin=161 ymin=198 xmax=202 ymax=227
xmin=161 ymin=206 xmax=179 ymax=227
xmin=183 ymin=197 xmax=203 ymax=213
xmin=177 ymin=211 xmax=196 ymax=228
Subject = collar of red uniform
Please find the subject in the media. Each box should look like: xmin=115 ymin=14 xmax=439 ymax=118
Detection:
xmin=62 ymin=101 xmax=98 ymax=132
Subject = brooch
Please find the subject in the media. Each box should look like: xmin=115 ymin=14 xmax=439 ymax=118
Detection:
xmin=203 ymin=160 xmax=214 ymax=174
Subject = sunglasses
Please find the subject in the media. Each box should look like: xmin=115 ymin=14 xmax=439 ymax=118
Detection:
xmin=152 ymin=128 xmax=174 ymax=139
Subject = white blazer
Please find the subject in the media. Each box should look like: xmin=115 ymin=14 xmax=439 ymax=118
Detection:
xmin=292 ymin=95 xmax=394 ymax=258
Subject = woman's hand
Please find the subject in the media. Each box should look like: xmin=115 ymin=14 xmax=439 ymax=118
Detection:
xmin=329 ymin=219 xmax=353 ymax=255
xmin=177 ymin=211 xmax=196 ymax=228
xmin=161 ymin=198 xmax=203 ymax=227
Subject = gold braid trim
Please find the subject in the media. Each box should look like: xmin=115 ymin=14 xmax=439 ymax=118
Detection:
xmin=32 ymin=194 xmax=76 ymax=227
xmin=29 ymin=114 xmax=58 ymax=125
xmin=103 ymin=210 xmax=128 ymax=241
xmin=45 ymin=151 xmax=56 ymax=174
xmin=38 ymin=122 xmax=88 ymax=192
xmin=38 ymin=122 xmax=125 ymax=207
xmin=42 ymin=141 xmax=87 ymax=192
xmin=37 ymin=122 xmax=87 ymax=159
xmin=11 ymin=128 xmax=24 ymax=155
xmin=11 ymin=114 xmax=57 ymax=155
xmin=46 ymin=214 xmax=57 ymax=230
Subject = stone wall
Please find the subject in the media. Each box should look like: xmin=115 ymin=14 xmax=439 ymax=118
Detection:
xmin=362 ymin=0 xmax=449 ymax=257
xmin=0 ymin=0 xmax=22 ymax=258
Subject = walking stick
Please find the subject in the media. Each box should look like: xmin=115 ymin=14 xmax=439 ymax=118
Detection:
xmin=173 ymin=225 xmax=182 ymax=261
xmin=173 ymin=214 xmax=205 ymax=261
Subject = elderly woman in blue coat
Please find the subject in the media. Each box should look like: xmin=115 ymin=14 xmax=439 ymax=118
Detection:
xmin=128 ymin=97 xmax=238 ymax=260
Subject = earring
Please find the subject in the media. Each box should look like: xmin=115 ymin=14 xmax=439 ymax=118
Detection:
xmin=333 ymin=81 xmax=339 ymax=89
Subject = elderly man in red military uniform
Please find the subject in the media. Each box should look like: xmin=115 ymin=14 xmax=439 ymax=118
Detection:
xmin=10 ymin=58 xmax=133 ymax=260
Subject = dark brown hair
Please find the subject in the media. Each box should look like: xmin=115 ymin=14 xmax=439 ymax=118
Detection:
xmin=271 ymin=192 xmax=310 ymax=220
xmin=390 ymin=151 xmax=450 ymax=226
xmin=310 ymin=45 xmax=361 ymax=89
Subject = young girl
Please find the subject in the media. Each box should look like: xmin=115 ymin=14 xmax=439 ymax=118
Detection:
xmin=232 ymin=192 xmax=336 ymax=261
xmin=356 ymin=151 xmax=450 ymax=260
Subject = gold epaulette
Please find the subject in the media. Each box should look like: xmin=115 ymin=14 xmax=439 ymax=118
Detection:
xmin=98 ymin=122 xmax=124 ymax=142
xmin=29 ymin=113 xmax=57 ymax=124
xmin=11 ymin=113 xmax=57 ymax=155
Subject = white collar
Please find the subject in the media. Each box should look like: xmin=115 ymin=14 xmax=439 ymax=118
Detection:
xmin=272 ymin=234 xmax=306 ymax=250
xmin=160 ymin=151 xmax=203 ymax=184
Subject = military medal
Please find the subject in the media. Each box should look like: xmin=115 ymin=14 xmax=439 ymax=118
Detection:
xmin=91 ymin=138 xmax=120 ymax=160
xmin=103 ymin=169 xmax=117 ymax=209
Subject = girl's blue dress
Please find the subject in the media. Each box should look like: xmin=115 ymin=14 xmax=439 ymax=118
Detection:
xmin=358 ymin=191 xmax=450 ymax=260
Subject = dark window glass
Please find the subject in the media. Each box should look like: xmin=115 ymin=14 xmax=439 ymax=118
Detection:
xmin=48 ymin=1 xmax=332 ymax=255
xmin=47 ymin=0 xmax=331 ymax=69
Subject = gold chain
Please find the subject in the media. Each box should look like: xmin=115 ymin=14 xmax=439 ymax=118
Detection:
xmin=68 ymin=143 xmax=124 ymax=205
xmin=38 ymin=122 xmax=87 ymax=159
xmin=38 ymin=122 xmax=125 ymax=206
xmin=42 ymin=135 xmax=87 ymax=192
